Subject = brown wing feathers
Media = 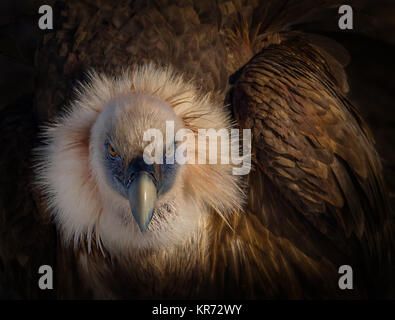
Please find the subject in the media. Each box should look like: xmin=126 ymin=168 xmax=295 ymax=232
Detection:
xmin=231 ymin=33 xmax=393 ymax=295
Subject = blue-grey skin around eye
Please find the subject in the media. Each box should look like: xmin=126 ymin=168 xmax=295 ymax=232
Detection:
xmin=103 ymin=141 xmax=180 ymax=231
xmin=159 ymin=162 xmax=178 ymax=195
xmin=104 ymin=141 xmax=180 ymax=196
xmin=104 ymin=142 xmax=128 ymax=198
xmin=159 ymin=141 xmax=180 ymax=195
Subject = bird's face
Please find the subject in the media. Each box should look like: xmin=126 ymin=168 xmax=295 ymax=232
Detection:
xmin=90 ymin=93 xmax=198 ymax=250
xmin=37 ymin=65 xmax=244 ymax=254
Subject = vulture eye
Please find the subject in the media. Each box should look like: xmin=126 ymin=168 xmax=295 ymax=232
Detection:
xmin=107 ymin=144 xmax=118 ymax=158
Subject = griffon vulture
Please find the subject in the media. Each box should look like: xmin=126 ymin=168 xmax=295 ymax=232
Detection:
xmin=0 ymin=0 xmax=393 ymax=299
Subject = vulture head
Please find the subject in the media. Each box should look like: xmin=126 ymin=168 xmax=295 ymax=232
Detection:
xmin=35 ymin=64 xmax=245 ymax=254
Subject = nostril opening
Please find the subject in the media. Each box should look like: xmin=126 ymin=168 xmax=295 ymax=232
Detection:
xmin=126 ymin=157 xmax=157 ymax=188
xmin=126 ymin=173 xmax=136 ymax=188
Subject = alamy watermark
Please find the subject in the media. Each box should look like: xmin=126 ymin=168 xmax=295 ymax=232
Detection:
xmin=338 ymin=5 xmax=353 ymax=30
xmin=38 ymin=5 xmax=53 ymax=30
xmin=142 ymin=121 xmax=251 ymax=175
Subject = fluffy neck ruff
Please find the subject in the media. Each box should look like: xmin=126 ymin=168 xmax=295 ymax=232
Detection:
xmin=35 ymin=63 xmax=244 ymax=255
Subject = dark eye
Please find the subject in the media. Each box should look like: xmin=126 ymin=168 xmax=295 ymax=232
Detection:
xmin=108 ymin=144 xmax=118 ymax=158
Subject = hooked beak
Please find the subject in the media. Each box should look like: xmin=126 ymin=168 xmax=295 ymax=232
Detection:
xmin=127 ymin=172 xmax=157 ymax=233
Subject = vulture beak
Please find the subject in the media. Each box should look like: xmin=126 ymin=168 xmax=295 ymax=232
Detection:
xmin=127 ymin=172 xmax=157 ymax=233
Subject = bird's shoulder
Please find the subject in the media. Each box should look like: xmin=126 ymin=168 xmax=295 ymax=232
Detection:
xmin=228 ymin=32 xmax=393 ymax=296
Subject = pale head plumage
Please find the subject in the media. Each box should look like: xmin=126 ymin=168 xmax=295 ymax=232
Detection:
xmin=34 ymin=63 xmax=245 ymax=255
